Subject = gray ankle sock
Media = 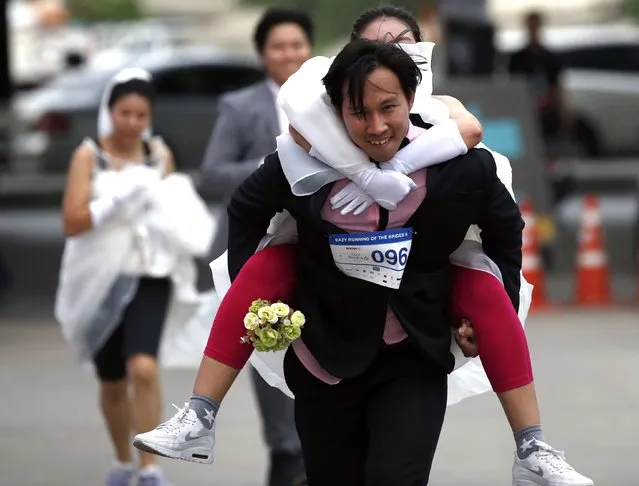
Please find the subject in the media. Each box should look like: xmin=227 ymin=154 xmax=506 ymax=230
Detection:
xmin=189 ymin=394 xmax=219 ymax=430
xmin=514 ymin=424 xmax=544 ymax=459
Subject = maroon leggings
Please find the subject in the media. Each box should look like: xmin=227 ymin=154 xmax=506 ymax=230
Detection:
xmin=205 ymin=244 xmax=533 ymax=393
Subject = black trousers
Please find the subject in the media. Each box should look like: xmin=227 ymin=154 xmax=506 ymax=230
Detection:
xmin=284 ymin=342 xmax=448 ymax=486
xmin=93 ymin=277 xmax=172 ymax=381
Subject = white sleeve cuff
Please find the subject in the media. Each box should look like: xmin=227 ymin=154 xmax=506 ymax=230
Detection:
xmin=309 ymin=146 xmax=322 ymax=161
xmin=89 ymin=197 xmax=117 ymax=228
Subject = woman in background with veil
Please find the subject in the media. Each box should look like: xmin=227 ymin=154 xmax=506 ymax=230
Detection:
xmin=56 ymin=68 xmax=214 ymax=486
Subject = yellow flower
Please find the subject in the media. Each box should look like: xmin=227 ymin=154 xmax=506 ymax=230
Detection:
xmin=258 ymin=306 xmax=278 ymax=324
xmin=249 ymin=299 xmax=270 ymax=314
xmin=259 ymin=328 xmax=280 ymax=348
xmin=243 ymin=312 xmax=260 ymax=330
xmin=271 ymin=302 xmax=290 ymax=318
xmin=280 ymin=324 xmax=302 ymax=341
xmin=290 ymin=310 xmax=306 ymax=328
xmin=253 ymin=341 xmax=267 ymax=352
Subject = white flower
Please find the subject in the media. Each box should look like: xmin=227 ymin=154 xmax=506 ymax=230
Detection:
xmin=243 ymin=312 xmax=260 ymax=330
xmin=290 ymin=310 xmax=306 ymax=328
xmin=257 ymin=306 xmax=279 ymax=324
xmin=271 ymin=302 xmax=290 ymax=318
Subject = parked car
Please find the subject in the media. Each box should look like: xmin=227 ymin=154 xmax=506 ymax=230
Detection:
xmin=10 ymin=44 xmax=264 ymax=199
xmin=497 ymin=23 xmax=639 ymax=158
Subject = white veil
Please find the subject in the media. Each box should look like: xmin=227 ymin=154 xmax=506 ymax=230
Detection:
xmin=97 ymin=67 xmax=153 ymax=140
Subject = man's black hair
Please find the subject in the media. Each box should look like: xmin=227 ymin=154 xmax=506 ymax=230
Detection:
xmin=323 ymin=39 xmax=423 ymax=116
xmin=253 ymin=8 xmax=314 ymax=53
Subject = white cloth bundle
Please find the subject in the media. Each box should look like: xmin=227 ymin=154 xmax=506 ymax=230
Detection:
xmin=56 ymin=167 xmax=216 ymax=364
xmin=55 ymin=219 xmax=134 ymax=361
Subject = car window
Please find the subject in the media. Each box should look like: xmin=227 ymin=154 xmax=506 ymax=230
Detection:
xmin=45 ymin=68 xmax=112 ymax=91
xmin=35 ymin=68 xmax=112 ymax=103
xmin=557 ymin=44 xmax=639 ymax=72
xmin=153 ymin=64 xmax=265 ymax=97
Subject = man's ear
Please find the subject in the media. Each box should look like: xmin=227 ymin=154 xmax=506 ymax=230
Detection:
xmin=407 ymin=92 xmax=416 ymax=112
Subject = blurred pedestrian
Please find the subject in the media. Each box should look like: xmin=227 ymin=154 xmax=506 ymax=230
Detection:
xmin=508 ymin=11 xmax=567 ymax=151
xmin=196 ymin=8 xmax=314 ymax=486
xmin=418 ymin=0 xmax=496 ymax=83
xmin=0 ymin=251 xmax=11 ymax=305
xmin=56 ymin=67 xmax=213 ymax=486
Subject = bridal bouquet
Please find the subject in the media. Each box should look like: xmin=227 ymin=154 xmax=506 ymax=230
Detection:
xmin=241 ymin=299 xmax=306 ymax=352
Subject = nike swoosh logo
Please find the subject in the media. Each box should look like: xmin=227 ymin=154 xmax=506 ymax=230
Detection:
xmin=185 ymin=430 xmax=209 ymax=441
xmin=530 ymin=466 xmax=544 ymax=477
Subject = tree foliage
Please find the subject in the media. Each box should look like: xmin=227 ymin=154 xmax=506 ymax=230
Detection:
xmin=241 ymin=0 xmax=431 ymax=47
xmin=67 ymin=0 xmax=142 ymax=22
xmin=621 ymin=0 xmax=639 ymax=19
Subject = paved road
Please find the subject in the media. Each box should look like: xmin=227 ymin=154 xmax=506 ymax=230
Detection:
xmin=1 ymin=310 xmax=636 ymax=486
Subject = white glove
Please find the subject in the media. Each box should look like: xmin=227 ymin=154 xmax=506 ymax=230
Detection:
xmin=89 ymin=182 xmax=149 ymax=228
xmin=348 ymin=168 xmax=417 ymax=211
xmin=330 ymin=182 xmax=374 ymax=216
xmin=379 ymin=119 xmax=467 ymax=175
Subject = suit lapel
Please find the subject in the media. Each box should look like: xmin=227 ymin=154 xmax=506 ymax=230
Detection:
xmin=287 ymin=174 xmax=338 ymax=233
xmin=257 ymin=81 xmax=281 ymax=141
xmin=311 ymin=182 xmax=349 ymax=234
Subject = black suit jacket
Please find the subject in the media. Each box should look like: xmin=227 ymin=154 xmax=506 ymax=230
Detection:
xmin=227 ymin=148 xmax=524 ymax=379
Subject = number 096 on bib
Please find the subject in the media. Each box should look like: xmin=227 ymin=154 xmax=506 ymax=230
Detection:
xmin=328 ymin=228 xmax=413 ymax=289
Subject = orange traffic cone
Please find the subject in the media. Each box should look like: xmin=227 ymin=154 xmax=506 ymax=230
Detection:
xmin=575 ymin=195 xmax=611 ymax=305
xmin=520 ymin=198 xmax=547 ymax=310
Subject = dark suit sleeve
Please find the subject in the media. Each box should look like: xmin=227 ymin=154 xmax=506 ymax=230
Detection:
xmin=199 ymin=96 xmax=264 ymax=199
xmin=507 ymin=50 xmax=522 ymax=76
xmin=227 ymin=153 xmax=292 ymax=280
xmin=548 ymin=52 xmax=563 ymax=87
xmin=475 ymin=149 xmax=524 ymax=311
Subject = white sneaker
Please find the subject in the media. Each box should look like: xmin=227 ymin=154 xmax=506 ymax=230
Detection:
xmin=133 ymin=403 xmax=215 ymax=464
xmin=512 ymin=439 xmax=593 ymax=486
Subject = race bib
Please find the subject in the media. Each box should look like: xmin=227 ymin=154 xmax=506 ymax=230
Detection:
xmin=328 ymin=228 xmax=413 ymax=289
